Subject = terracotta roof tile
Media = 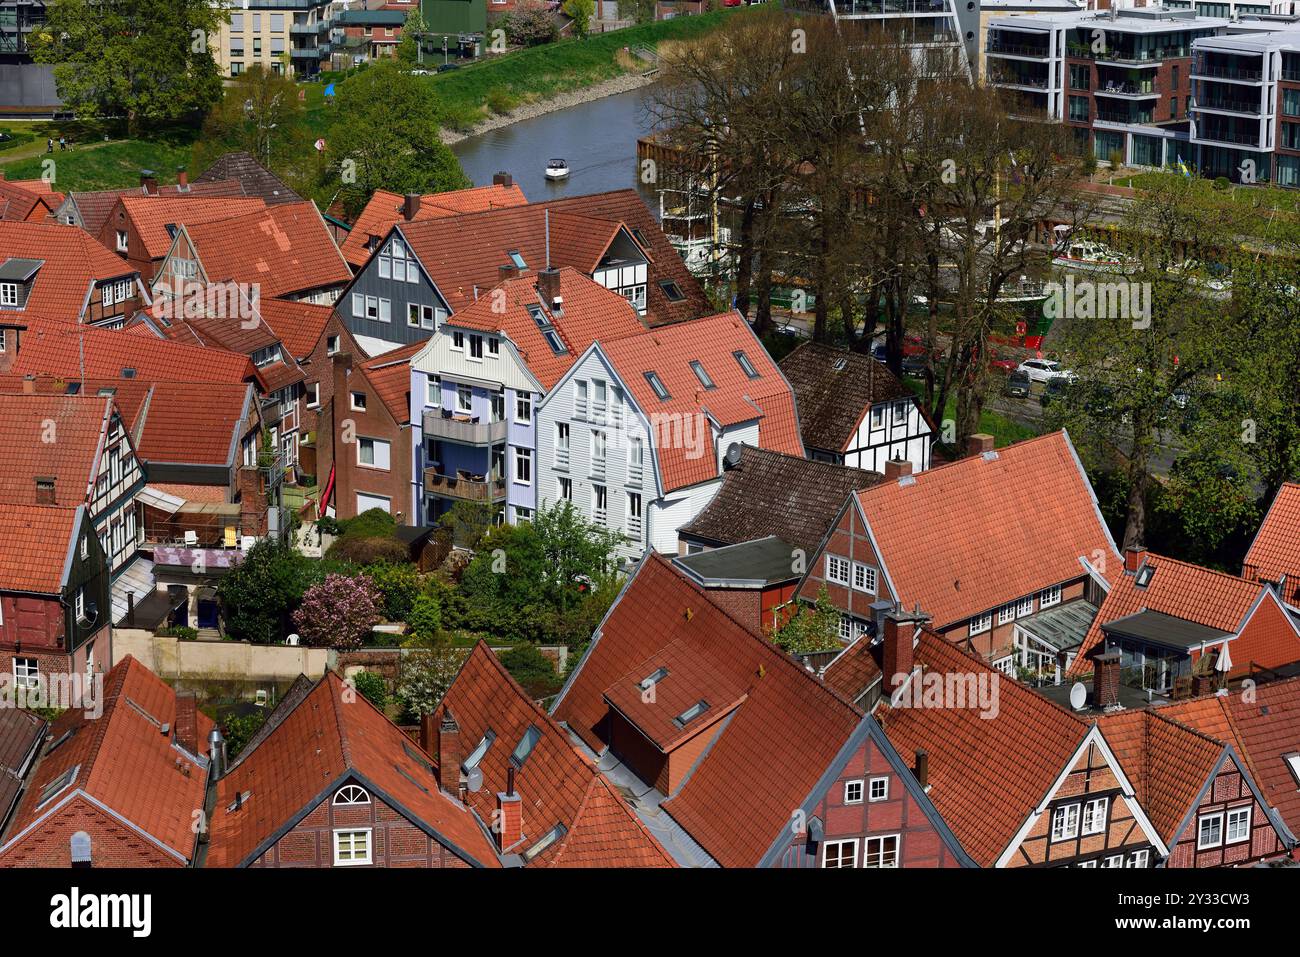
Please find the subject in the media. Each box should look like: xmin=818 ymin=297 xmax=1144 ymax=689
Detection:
xmin=183 ymin=201 xmax=351 ymax=299
xmin=65 ymin=179 xmax=249 ymax=237
xmin=255 ymin=298 xmax=335 ymax=361
xmin=0 ymin=657 xmax=213 ymax=864
xmin=681 ymin=445 xmax=879 ymax=554
xmin=341 ymin=184 xmax=528 ymax=267
xmin=0 ymin=221 xmax=139 ymax=320
xmin=0 ymin=503 xmax=79 ymax=593
xmin=877 ymin=630 xmax=1091 ymax=865
xmin=448 ymin=267 xmax=647 ymax=390
xmin=0 ymin=393 xmax=112 ymax=507
xmin=207 ymin=671 xmax=500 ymax=868
xmin=553 ymin=553 xmax=863 ymax=867
xmin=0 ymin=180 xmax=56 ymax=222
xmin=1223 ymin=676 xmax=1300 ymax=843
xmin=856 ymin=431 xmax=1119 ymax=629
xmin=1244 ymin=482 xmax=1300 ymax=607
xmin=440 ymin=642 xmax=674 ymax=867
xmin=361 ymin=342 xmax=424 ymax=423
xmin=1069 ymin=554 xmax=1281 ymax=678
xmin=598 ymin=312 xmax=804 ymax=492
xmin=779 ymin=342 xmax=913 ymax=453
xmin=109 ymin=195 xmax=266 ymax=260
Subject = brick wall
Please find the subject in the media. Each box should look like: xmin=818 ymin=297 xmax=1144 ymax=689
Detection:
xmin=0 ymin=796 xmax=185 ymax=867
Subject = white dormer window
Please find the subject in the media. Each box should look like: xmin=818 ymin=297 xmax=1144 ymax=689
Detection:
xmin=1051 ymin=802 xmax=1080 ymax=841
xmin=1039 ymin=584 xmax=1062 ymax=608
xmin=969 ymin=612 xmax=992 ymax=636
xmin=1 ymin=282 xmax=20 ymax=307
xmin=116 ymin=230 xmax=128 ymax=252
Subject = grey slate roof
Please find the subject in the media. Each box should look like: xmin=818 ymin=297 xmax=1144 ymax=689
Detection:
xmin=1102 ymin=609 xmax=1234 ymax=650
xmin=673 ymin=535 xmax=802 ymax=588
xmin=679 ymin=444 xmax=880 ymax=555
xmin=195 ymin=152 xmax=301 ymax=206
xmin=778 ymin=342 xmax=911 ymax=454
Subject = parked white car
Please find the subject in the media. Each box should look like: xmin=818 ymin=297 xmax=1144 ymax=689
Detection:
xmin=1016 ymin=359 xmax=1076 ymax=384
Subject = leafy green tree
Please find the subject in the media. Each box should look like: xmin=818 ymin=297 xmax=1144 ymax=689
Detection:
xmin=563 ymin=0 xmax=594 ymax=39
xmin=499 ymin=644 xmax=561 ymax=699
xmin=769 ymin=587 xmax=842 ymax=655
xmin=218 ymin=539 xmax=314 ymax=644
xmin=30 ymin=0 xmax=224 ymax=134
xmin=501 ymin=2 xmax=558 ymax=47
xmin=325 ymin=59 xmax=469 ymax=219
xmin=350 ymin=670 xmax=389 ymax=709
xmin=397 ymin=9 xmax=429 ymax=67
xmin=367 ymin=562 xmax=423 ymax=620
xmin=222 ymin=711 xmax=267 ymax=759
xmin=194 ymin=64 xmax=311 ymax=177
xmin=616 ymin=0 xmax=656 ymax=24
xmin=407 ymin=591 xmax=444 ymax=642
xmin=396 ymin=644 xmax=463 ymax=719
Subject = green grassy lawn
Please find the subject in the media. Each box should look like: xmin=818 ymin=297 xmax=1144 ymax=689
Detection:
xmin=1 ymin=122 xmax=197 ymax=191
xmin=905 ymin=378 xmax=1040 ymax=449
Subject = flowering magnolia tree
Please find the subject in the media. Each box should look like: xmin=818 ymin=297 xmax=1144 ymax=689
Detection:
xmin=292 ymin=573 xmax=383 ymax=649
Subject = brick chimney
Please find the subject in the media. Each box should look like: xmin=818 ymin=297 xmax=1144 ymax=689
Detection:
xmin=492 ymin=171 xmax=513 ymax=188
xmin=882 ymin=608 xmax=916 ymax=692
xmin=537 ymin=267 xmax=561 ymax=307
xmin=966 ymin=433 xmax=995 ymax=457
xmin=140 ymin=169 xmax=159 ymax=195
xmin=883 ymin=458 xmax=912 ymax=481
xmin=499 ymin=263 xmax=518 ymax=282
xmin=419 ymin=712 xmax=437 ymax=755
xmin=436 ymin=708 xmax=461 ymax=796
xmin=237 ymin=466 xmax=267 ymax=538
xmin=1094 ymin=650 xmax=1122 ymax=710
xmin=174 ymin=691 xmax=199 ymax=754
xmin=1124 ymin=544 xmax=1148 ymax=574
xmin=176 ymin=166 xmax=189 ymax=190
xmin=402 ymin=192 xmax=421 ymax=221
xmin=21 ymin=374 xmax=35 ymax=395
xmin=496 ymin=766 xmax=523 ymax=852
xmin=35 ymin=477 xmax=55 ymax=505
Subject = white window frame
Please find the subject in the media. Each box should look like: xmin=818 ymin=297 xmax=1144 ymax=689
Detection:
xmin=332 ymin=828 xmax=373 ymax=866
xmin=837 ymin=615 xmax=854 ymax=642
xmin=350 ymin=391 xmax=367 ymax=412
xmin=557 ymin=477 xmax=572 ymax=502
xmin=306 ymin=381 xmax=320 ymax=409
xmin=969 ymin=612 xmax=993 ymax=637
xmin=1197 ymin=812 xmax=1224 ymax=849
xmin=870 ymin=405 xmax=884 ymax=429
xmin=333 ymin=784 xmax=371 ymax=805
xmin=116 ymin=230 xmax=128 ymax=253
xmin=822 ymin=838 xmax=858 ymax=869
xmin=456 ymin=384 xmax=472 ymax=413
xmin=1226 ymin=806 xmax=1251 ymax=843
xmin=825 ymin=555 xmax=851 ymax=586
xmin=357 ymin=437 xmax=390 ymax=471
xmin=997 ymin=604 xmax=1016 ymax=626
xmin=1081 ymin=796 xmax=1108 ymax=836
xmin=515 ymin=392 xmax=532 ymax=423
xmin=1039 ymin=584 xmax=1062 ymax=609
xmin=863 ymin=834 xmax=899 ymax=868
xmin=1051 ymin=802 xmax=1080 ymax=841
xmin=843 ymin=779 xmax=864 ymax=805
xmin=1016 ymin=595 xmax=1035 ymax=618
xmin=852 ymin=562 xmax=877 ymax=595
xmin=13 ymin=657 xmax=38 ymax=690
xmin=869 ymin=777 xmax=889 ymax=802
xmin=513 ymin=447 xmax=532 ymax=486
xmin=1127 ymin=849 xmax=1150 ymax=867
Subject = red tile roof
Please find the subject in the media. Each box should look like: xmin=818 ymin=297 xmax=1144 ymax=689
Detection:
xmin=0 ymin=656 xmax=213 ymax=864
xmin=109 ymin=195 xmax=267 ymax=260
xmin=597 ymin=312 xmax=804 ymax=492
xmin=394 ymin=190 xmax=711 ymax=326
xmin=0 ymin=220 xmax=139 ymax=320
xmin=255 ymin=298 xmax=336 ymax=361
xmin=0 ymin=179 xmax=57 ymax=222
xmin=553 ymin=552 xmax=863 ymax=867
xmin=182 ymin=201 xmax=352 ymax=298
xmin=440 ymin=642 xmax=675 ymax=867
xmin=854 ymin=431 xmax=1119 ymax=629
xmin=448 ymin=267 xmax=647 ymax=390
xmin=1096 ymin=708 xmax=1227 ymax=844
xmin=0 ymin=503 xmax=80 ymax=594
xmin=64 ymin=179 xmax=249 ymax=237
xmin=341 ymin=184 xmax=528 ymax=267
xmin=361 ymin=341 xmax=424 ymax=424
xmin=876 ymin=630 xmax=1091 ymax=865
xmin=1244 ymin=482 xmax=1300 ymax=607
xmin=1068 ymin=554 xmax=1289 ymax=678
xmin=9 ymin=314 xmax=260 ymax=386
xmin=207 ymin=671 xmax=501 ymax=868
xmin=0 ymin=393 xmax=112 ymax=507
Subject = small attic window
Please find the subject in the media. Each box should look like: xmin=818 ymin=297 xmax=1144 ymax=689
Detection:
xmin=689 ymin=360 xmax=715 ymax=390
xmin=36 ymin=764 xmax=79 ymax=809
xmin=639 ymin=666 xmax=669 ymax=691
xmin=631 ymin=227 xmax=650 ymax=248
xmin=508 ymin=250 xmax=526 ymax=270
xmin=527 ymin=304 xmax=547 ymax=328
xmin=510 ymin=724 xmax=542 ymax=769
xmin=673 ymin=700 xmax=710 ymax=728
xmin=523 ymin=823 xmax=567 ymax=862
xmin=645 ymin=371 xmax=670 ymax=401
xmin=464 ymin=729 xmax=495 ymax=770
xmin=1135 ymin=565 xmax=1155 ymax=589
xmin=832 ymin=357 xmax=848 ymax=372
xmin=659 ymin=279 xmax=686 ymax=302
xmin=121 ymin=367 xmax=137 ymax=379
xmin=733 ymin=350 xmax=760 ymax=379
xmin=1285 ymin=753 xmax=1300 ymax=787
xmin=543 ymin=330 xmax=566 ymax=355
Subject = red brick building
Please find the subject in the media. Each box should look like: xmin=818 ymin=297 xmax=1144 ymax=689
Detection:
xmin=206 ymin=671 xmax=501 ymax=868
xmin=0 ymin=657 xmax=211 ymax=867
xmin=96 ymin=194 xmax=266 ymax=281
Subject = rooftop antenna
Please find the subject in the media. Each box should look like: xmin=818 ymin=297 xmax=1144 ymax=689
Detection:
xmin=545 ymin=209 xmax=551 ymax=269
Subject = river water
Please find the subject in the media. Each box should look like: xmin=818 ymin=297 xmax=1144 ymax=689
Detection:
xmin=450 ymin=86 xmax=662 ymax=215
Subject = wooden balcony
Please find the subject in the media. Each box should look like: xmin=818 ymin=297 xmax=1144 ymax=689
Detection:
xmin=424 ymin=468 xmax=507 ymax=503
xmin=422 ymin=409 xmax=508 ymax=446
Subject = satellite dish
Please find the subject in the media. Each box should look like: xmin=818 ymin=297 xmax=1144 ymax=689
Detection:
xmin=465 ymin=767 xmax=483 ymax=793
xmin=723 ymin=443 xmax=743 ymax=469
xmin=1069 ymin=682 xmax=1088 ymax=711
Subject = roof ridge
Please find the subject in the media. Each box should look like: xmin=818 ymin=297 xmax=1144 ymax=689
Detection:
xmin=858 ymin=429 xmax=1068 ymax=496
xmin=1146 ymin=551 xmax=1261 ymax=589
xmin=1145 ymin=703 xmax=1229 ymax=749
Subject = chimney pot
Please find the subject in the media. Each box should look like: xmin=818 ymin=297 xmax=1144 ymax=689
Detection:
xmin=140 ymin=170 xmax=158 ymax=195
xmin=402 ymin=192 xmax=421 ymax=221
xmin=537 ymin=267 xmax=561 ymax=307
xmin=499 ymin=263 xmax=518 ymax=282
xmin=966 ymin=433 xmax=995 ymax=457
xmin=1124 ymin=545 xmax=1147 ymax=574
xmin=883 ymin=458 xmax=913 ymax=481
xmin=1094 ymin=650 xmax=1122 ymax=710
xmin=176 ymin=166 xmax=189 ymax=189
xmin=506 ymin=765 xmax=516 ymax=797
xmin=492 ymin=171 xmax=513 ymax=188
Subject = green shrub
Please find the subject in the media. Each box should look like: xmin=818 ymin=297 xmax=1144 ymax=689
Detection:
xmin=485 ymin=86 xmax=515 ymax=115
xmin=351 ymin=670 xmax=388 ymax=709
xmin=367 ymin=562 xmax=422 ymax=620
xmin=157 ymin=625 xmax=199 ymax=640
xmin=499 ymin=643 xmax=561 ymax=699
xmin=223 ymin=711 xmax=267 ymax=758
xmin=408 ymin=591 xmax=443 ymax=642
xmin=329 ymin=535 xmax=410 ymax=565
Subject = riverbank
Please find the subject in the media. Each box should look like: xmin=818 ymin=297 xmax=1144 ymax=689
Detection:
xmin=440 ymin=72 xmax=656 ymax=145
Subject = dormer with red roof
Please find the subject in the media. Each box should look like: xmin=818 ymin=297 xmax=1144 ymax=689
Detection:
xmin=0 ymin=221 xmax=146 ymax=326
xmin=536 ymin=311 xmax=804 ymax=563
xmin=95 ymin=194 xmax=267 ymax=281
xmin=797 ymin=430 xmax=1121 ymax=667
xmin=1068 ymin=550 xmax=1300 ymax=698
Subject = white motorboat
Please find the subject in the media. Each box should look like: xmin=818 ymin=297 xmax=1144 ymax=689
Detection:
xmin=545 ymin=158 xmax=570 ymax=181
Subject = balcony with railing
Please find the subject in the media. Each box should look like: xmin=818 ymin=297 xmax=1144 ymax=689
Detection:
xmin=835 ymin=0 xmax=953 ymax=15
xmin=424 ymin=468 xmax=507 ymax=503
xmin=986 ymin=39 xmax=1052 ymax=61
xmin=422 ymin=409 xmax=509 ymax=446
xmin=1193 ymin=121 xmax=1262 ymax=147
xmin=1094 ymin=80 xmax=1157 ymax=98
xmin=1191 ymin=55 xmax=1264 ymax=83
xmin=1190 ymin=94 xmax=1261 ymax=116
xmin=989 ymin=69 xmax=1050 ymax=90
